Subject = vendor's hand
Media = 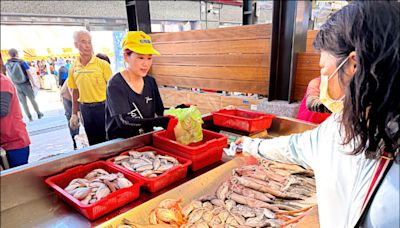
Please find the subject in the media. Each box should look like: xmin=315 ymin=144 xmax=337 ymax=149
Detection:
xmin=70 ymin=114 xmax=80 ymax=130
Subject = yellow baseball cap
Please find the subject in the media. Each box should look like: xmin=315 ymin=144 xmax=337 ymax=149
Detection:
xmin=122 ymin=31 xmax=160 ymax=55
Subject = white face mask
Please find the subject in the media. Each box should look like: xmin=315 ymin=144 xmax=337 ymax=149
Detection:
xmin=320 ymin=56 xmax=349 ymax=113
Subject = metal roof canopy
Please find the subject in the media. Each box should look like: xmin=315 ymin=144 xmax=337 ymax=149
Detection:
xmin=0 ymin=13 xmax=128 ymax=31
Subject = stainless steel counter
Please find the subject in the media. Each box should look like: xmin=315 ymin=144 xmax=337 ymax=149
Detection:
xmin=1 ymin=135 xmax=151 ymax=228
xmin=0 ymin=116 xmax=317 ymax=228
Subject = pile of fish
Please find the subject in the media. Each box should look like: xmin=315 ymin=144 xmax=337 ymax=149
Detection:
xmin=116 ymin=199 xmax=185 ymax=228
xmin=180 ymin=159 xmax=315 ymax=227
xmin=118 ymin=159 xmax=316 ymax=228
xmin=64 ymin=168 xmax=133 ymax=205
xmin=113 ymin=150 xmax=181 ymax=178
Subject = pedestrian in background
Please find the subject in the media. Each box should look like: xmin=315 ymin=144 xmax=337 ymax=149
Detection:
xmin=27 ymin=61 xmax=41 ymax=96
xmin=65 ymin=59 xmax=71 ymax=70
xmin=60 ymin=82 xmax=79 ymax=149
xmin=67 ymin=30 xmax=112 ymax=145
xmin=4 ymin=48 xmax=43 ymax=121
xmin=0 ymin=53 xmax=31 ymax=168
xmin=58 ymin=64 xmax=69 ymax=86
xmin=96 ymin=53 xmax=111 ymax=64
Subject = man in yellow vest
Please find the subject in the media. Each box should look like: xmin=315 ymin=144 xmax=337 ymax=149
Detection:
xmin=67 ymin=30 xmax=112 ymax=145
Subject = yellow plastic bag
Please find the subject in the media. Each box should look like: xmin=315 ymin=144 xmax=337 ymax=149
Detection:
xmin=164 ymin=106 xmax=204 ymax=145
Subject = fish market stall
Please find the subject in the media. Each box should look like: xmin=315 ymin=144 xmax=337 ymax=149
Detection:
xmin=0 ymin=115 xmax=317 ymax=228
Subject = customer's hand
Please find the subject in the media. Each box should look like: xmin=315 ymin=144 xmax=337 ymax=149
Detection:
xmin=235 ymin=136 xmax=246 ymax=145
xmin=70 ymin=114 xmax=80 ymax=130
xmin=235 ymin=136 xmax=255 ymax=157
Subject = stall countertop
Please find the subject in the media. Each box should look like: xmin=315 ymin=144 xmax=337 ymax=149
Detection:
xmin=1 ymin=115 xmax=318 ymax=228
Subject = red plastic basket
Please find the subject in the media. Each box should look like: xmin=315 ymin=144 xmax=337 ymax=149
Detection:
xmin=213 ymin=109 xmax=276 ymax=133
xmin=152 ymin=129 xmax=228 ymax=171
xmin=107 ymin=146 xmax=191 ymax=193
xmin=45 ymin=161 xmax=143 ymax=220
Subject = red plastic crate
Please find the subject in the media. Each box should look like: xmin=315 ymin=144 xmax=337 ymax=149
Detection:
xmin=213 ymin=109 xmax=276 ymax=133
xmin=45 ymin=161 xmax=143 ymax=220
xmin=152 ymin=129 xmax=228 ymax=171
xmin=107 ymin=146 xmax=191 ymax=193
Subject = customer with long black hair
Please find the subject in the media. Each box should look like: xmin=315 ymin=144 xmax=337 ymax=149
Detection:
xmin=237 ymin=2 xmax=399 ymax=227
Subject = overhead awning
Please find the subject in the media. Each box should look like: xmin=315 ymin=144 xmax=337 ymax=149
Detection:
xmin=1 ymin=25 xmax=116 ymax=61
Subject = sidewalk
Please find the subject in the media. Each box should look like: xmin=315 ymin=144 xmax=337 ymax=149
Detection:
xmin=22 ymin=89 xmax=77 ymax=163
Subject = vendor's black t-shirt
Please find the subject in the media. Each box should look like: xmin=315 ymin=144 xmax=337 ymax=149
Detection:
xmin=105 ymin=73 xmax=164 ymax=140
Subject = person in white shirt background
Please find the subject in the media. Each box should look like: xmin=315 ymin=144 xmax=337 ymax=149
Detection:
xmin=236 ymin=1 xmax=399 ymax=227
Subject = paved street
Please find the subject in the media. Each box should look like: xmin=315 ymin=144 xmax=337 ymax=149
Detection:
xmin=22 ymin=89 xmax=79 ymax=163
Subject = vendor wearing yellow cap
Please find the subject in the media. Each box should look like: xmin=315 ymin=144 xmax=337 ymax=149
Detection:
xmin=105 ymin=31 xmax=172 ymax=140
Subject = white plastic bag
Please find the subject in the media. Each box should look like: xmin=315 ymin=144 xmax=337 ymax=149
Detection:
xmin=74 ymin=133 xmax=89 ymax=149
xmin=164 ymin=106 xmax=204 ymax=145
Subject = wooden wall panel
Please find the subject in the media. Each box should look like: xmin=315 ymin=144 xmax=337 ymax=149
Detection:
xmin=296 ymin=53 xmax=320 ymax=71
xmin=160 ymin=88 xmax=262 ymax=114
xmin=153 ymin=39 xmax=270 ymax=55
xmin=152 ymin=24 xmax=272 ymax=43
xmin=152 ymin=54 xmax=269 ymax=67
xmin=152 ymin=27 xmax=321 ymax=108
xmin=188 ymin=92 xmax=221 ymax=114
xmin=295 ymin=71 xmax=319 ymax=86
xmin=151 ymin=65 xmax=269 ymax=81
xmin=155 ymin=76 xmax=269 ymax=95
xmin=294 ymin=52 xmax=321 ymax=100
xmin=159 ymin=88 xmax=190 ymax=108
xmin=293 ymin=31 xmax=321 ymax=100
xmin=306 ymin=30 xmax=319 ymax=53
xmin=150 ymin=24 xmax=271 ymax=96
xmin=221 ymin=96 xmax=262 ymax=110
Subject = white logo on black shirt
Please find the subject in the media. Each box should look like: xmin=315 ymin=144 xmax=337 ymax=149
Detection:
xmin=145 ymin=96 xmax=153 ymax=103
xmin=128 ymin=102 xmax=143 ymax=119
